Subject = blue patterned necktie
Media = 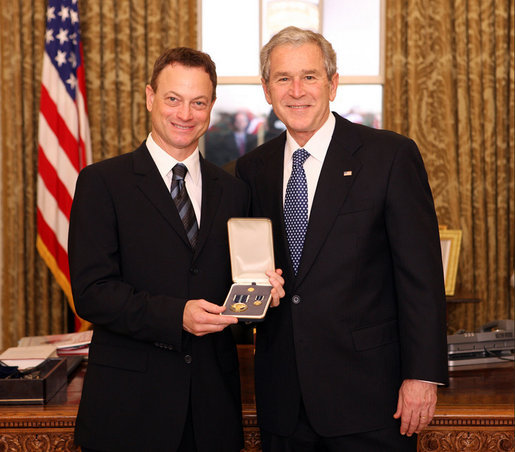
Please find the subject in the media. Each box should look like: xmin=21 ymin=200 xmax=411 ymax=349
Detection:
xmin=284 ymin=148 xmax=310 ymax=275
xmin=171 ymin=163 xmax=198 ymax=248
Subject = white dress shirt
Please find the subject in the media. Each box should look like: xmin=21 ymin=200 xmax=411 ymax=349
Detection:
xmin=282 ymin=113 xmax=336 ymax=217
xmin=146 ymin=133 xmax=202 ymax=225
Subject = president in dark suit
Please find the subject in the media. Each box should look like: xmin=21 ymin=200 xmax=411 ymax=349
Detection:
xmin=236 ymin=27 xmax=448 ymax=451
xmin=68 ymin=47 xmax=284 ymax=452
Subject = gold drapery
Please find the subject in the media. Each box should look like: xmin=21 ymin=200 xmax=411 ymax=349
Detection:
xmin=0 ymin=0 xmax=197 ymax=349
xmin=384 ymin=0 xmax=514 ymax=331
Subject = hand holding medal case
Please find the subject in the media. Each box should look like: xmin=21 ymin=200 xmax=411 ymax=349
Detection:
xmin=221 ymin=218 xmax=275 ymax=321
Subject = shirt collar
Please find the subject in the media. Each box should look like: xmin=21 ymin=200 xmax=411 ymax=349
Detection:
xmin=146 ymin=133 xmax=201 ymax=185
xmin=285 ymin=112 xmax=336 ymax=164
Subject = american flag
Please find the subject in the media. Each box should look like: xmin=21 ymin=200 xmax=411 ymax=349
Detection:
xmin=36 ymin=0 xmax=92 ymax=331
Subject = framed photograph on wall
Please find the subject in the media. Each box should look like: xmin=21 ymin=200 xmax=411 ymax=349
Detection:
xmin=439 ymin=229 xmax=462 ymax=296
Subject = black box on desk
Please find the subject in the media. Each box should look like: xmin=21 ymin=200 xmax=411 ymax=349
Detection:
xmin=221 ymin=218 xmax=275 ymax=321
xmin=0 ymin=358 xmax=67 ymax=405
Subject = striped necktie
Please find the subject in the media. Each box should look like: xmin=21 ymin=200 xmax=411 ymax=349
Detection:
xmin=171 ymin=163 xmax=198 ymax=248
xmin=284 ymin=148 xmax=310 ymax=275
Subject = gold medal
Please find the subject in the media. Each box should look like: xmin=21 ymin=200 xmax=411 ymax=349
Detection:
xmin=230 ymin=302 xmax=248 ymax=312
xmin=253 ymin=300 xmax=262 ymax=306
xmin=248 ymin=287 xmax=255 ymax=292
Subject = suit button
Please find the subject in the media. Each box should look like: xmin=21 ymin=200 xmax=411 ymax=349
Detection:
xmin=292 ymin=295 xmax=301 ymax=304
xmin=184 ymin=354 xmax=192 ymax=364
xmin=189 ymin=268 xmax=199 ymax=275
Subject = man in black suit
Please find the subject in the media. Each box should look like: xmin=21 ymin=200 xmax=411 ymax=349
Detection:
xmin=68 ymin=47 xmax=284 ymax=452
xmin=236 ymin=27 xmax=448 ymax=451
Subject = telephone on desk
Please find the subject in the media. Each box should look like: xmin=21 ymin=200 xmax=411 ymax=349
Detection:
xmin=447 ymin=319 xmax=514 ymax=367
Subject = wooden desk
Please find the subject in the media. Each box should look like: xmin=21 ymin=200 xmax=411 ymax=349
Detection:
xmin=418 ymin=363 xmax=514 ymax=452
xmin=0 ymin=364 xmax=83 ymax=451
xmin=0 ymin=349 xmax=512 ymax=452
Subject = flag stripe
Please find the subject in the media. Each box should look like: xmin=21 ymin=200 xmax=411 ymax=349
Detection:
xmin=38 ymin=113 xmax=79 ymax=198
xmin=37 ymin=175 xmax=71 ymax=251
xmin=41 ymin=52 xmax=81 ymax=140
xmin=39 ymin=82 xmax=81 ymax=172
xmin=37 ymin=209 xmax=70 ymax=277
xmin=36 ymin=236 xmax=74 ymax=308
xmin=38 ymin=145 xmax=74 ymax=217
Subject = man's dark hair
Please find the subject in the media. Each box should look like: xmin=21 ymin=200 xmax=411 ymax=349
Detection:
xmin=149 ymin=47 xmax=217 ymax=100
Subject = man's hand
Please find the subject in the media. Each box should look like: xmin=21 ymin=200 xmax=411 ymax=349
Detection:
xmin=267 ymin=269 xmax=285 ymax=307
xmin=393 ymin=379 xmax=437 ymax=436
xmin=183 ymin=299 xmax=238 ymax=336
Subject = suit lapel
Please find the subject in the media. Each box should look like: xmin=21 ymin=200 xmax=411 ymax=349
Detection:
xmin=295 ymin=115 xmax=363 ymax=286
xmin=262 ymin=139 xmax=286 ymax=233
xmin=132 ymin=144 xmax=193 ymax=249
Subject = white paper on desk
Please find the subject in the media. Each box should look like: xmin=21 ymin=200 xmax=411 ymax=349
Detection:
xmin=18 ymin=330 xmax=92 ymax=349
xmin=18 ymin=331 xmax=92 ymax=357
xmin=0 ymin=344 xmax=58 ymax=369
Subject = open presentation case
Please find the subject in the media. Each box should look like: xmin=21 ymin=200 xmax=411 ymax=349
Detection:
xmin=0 ymin=358 xmax=68 ymax=405
xmin=221 ymin=218 xmax=275 ymax=321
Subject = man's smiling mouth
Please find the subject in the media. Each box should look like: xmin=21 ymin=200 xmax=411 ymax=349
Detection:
xmin=173 ymin=123 xmax=194 ymax=130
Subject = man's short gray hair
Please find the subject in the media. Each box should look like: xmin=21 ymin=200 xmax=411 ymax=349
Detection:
xmin=260 ymin=26 xmax=337 ymax=84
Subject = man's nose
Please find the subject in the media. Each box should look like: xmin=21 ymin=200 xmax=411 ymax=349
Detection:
xmin=177 ymin=103 xmax=193 ymax=120
xmin=289 ymin=79 xmax=304 ymax=98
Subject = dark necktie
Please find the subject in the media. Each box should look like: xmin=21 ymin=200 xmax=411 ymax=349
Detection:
xmin=284 ymin=148 xmax=310 ymax=275
xmin=171 ymin=163 xmax=198 ymax=248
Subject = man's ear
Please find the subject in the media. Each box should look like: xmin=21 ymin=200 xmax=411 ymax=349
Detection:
xmin=329 ymin=72 xmax=339 ymax=102
xmin=261 ymin=78 xmax=272 ymax=105
xmin=145 ymin=85 xmax=154 ymax=112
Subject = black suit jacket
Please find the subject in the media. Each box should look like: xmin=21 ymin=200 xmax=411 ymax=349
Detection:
xmin=236 ymin=114 xmax=448 ymax=437
xmin=69 ymin=143 xmax=248 ymax=451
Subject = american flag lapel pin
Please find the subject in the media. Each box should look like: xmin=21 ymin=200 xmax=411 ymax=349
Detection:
xmin=343 ymin=170 xmax=352 ymax=176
